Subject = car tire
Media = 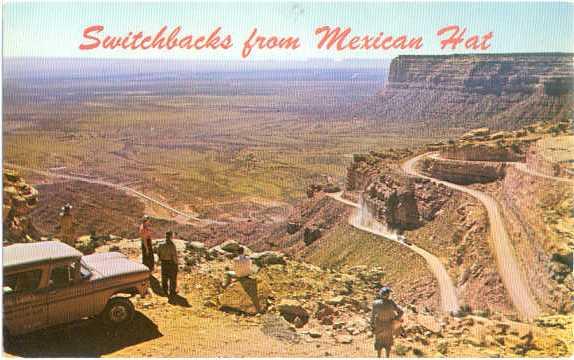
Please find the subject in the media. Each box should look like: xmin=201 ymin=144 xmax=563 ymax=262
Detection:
xmin=101 ymin=297 xmax=134 ymax=327
xmin=3 ymin=327 xmax=13 ymax=351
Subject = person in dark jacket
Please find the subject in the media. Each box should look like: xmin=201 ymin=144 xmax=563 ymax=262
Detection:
xmin=371 ymin=287 xmax=404 ymax=358
xmin=158 ymin=231 xmax=178 ymax=298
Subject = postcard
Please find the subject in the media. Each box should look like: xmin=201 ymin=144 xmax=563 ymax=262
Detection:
xmin=2 ymin=1 xmax=573 ymax=358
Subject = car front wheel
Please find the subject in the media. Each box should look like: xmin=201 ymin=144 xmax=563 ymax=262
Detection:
xmin=101 ymin=297 xmax=134 ymax=326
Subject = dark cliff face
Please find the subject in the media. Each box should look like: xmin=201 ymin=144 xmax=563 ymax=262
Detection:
xmin=388 ymin=54 xmax=573 ymax=96
xmin=366 ymin=53 xmax=574 ymax=129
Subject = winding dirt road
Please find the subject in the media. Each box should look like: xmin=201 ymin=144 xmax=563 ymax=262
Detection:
xmin=512 ymin=162 xmax=574 ymax=184
xmin=327 ymin=192 xmax=460 ymax=314
xmin=4 ymin=163 xmax=223 ymax=225
xmin=402 ymin=153 xmax=540 ymax=320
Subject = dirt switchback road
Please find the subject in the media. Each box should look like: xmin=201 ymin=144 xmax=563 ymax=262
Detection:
xmin=402 ymin=153 xmax=540 ymax=320
xmin=512 ymin=162 xmax=574 ymax=184
xmin=4 ymin=163 xmax=223 ymax=225
xmin=327 ymin=193 xmax=459 ymax=314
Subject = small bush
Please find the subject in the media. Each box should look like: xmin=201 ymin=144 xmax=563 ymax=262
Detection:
xmin=394 ymin=344 xmax=410 ymax=356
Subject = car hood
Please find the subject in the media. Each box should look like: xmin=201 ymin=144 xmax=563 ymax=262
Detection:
xmin=81 ymin=252 xmax=149 ymax=280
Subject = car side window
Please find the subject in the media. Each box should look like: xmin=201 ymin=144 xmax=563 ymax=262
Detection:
xmin=49 ymin=264 xmax=74 ymax=288
xmin=3 ymin=269 xmax=43 ymax=294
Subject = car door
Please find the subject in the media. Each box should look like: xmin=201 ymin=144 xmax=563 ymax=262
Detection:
xmin=46 ymin=260 xmax=94 ymax=327
xmin=3 ymin=267 xmax=48 ymax=335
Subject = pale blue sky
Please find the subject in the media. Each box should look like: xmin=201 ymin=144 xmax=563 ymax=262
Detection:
xmin=3 ymin=1 xmax=574 ymax=60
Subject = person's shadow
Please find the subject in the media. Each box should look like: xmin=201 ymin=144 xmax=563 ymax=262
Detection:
xmin=149 ymin=275 xmax=166 ymax=296
xmin=149 ymin=275 xmax=190 ymax=307
xmin=168 ymin=294 xmax=191 ymax=307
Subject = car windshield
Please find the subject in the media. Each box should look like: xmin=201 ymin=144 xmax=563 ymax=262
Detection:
xmin=78 ymin=262 xmax=92 ymax=279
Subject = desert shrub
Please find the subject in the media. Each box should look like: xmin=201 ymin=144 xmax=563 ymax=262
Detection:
xmin=473 ymin=308 xmax=492 ymax=318
xmin=455 ymin=303 xmax=472 ymax=317
xmin=412 ymin=347 xmax=424 ymax=357
xmin=395 ymin=344 xmax=410 ymax=356
xmin=353 ymin=153 xmax=369 ymax=163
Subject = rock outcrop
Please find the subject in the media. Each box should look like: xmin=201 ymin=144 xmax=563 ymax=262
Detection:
xmin=364 ymin=175 xmax=420 ymax=229
xmin=347 ymin=149 xmax=413 ymax=191
xmin=500 ymin=164 xmax=573 ymax=313
xmin=365 ymin=53 xmax=574 ymax=128
xmin=362 ymin=173 xmax=453 ymax=230
xmin=420 ymin=157 xmax=506 ymax=184
xmin=218 ymin=276 xmax=273 ymax=315
xmin=3 ymin=170 xmax=40 ymax=244
xmin=440 ymin=143 xmax=525 ymax=162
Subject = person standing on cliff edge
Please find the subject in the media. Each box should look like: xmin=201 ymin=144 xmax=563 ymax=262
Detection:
xmin=371 ymin=287 xmax=404 ymax=358
xmin=57 ymin=204 xmax=76 ymax=246
xmin=158 ymin=231 xmax=179 ymax=299
xmin=139 ymin=215 xmax=155 ymax=271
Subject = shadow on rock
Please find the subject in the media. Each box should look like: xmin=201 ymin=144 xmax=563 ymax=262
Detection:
xmin=4 ymin=311 xmax=162 ymax=357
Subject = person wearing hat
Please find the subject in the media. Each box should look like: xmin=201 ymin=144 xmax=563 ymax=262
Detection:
xmin=371 ymin=286 xmax=404 ymax=358
xmin=58 ymin=204 xmax=76 ymax=246
xmin=139 ymin=215 xmax=155 ymax=271
xmin=157 ymin=231 xmax=178 ymax=298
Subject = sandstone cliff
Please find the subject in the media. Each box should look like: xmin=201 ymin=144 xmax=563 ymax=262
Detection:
xmin=365 ymin=53 xmax=573 ymax=129
xmin=3 ymin=170 xmax=40 ymax=244
xmin=420 ymin=157 xmax=507 ymax=184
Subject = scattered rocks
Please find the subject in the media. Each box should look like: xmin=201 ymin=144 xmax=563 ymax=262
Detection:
xmin=332 ymin=320 xmax=346 ymax=330
xmin=345 ymin=318 xmax=369 ymax=335
xmin=357 ymin=267 xmax=385 ymax=283
xmin=250 ymin=251 xmax=286 ymax=267
xmin=203 ymin=299 xmax=218 ymax=308
xmin=461 ymin=128 xmax=490 ymax=140
xmin=493 ymin=322 xmax=511 ymax=335
xmin=416 ymin=314 xmax=443 ymax=334
xmin=308 ymin=329 xmax=322 ymax=338
xmin=220 ymin=240 xmax=244 ymax=255
xmin=534 ymin=315 xmax=569 ymax=329
xmin=286 ymin=222 xmax=300 ymax=234
xmin=412 ymin=347 xmax=424 ymax=357
xmin=208 ymin=240 xmax=252 ymax=259
xmin=437 ymin=340 xmax=448 ymax=354
xmin=463 ymin=337 xmax=484 ymax=347
xmin=277 ymin=299 xmax=309 ymax=327
xmin=335 ymin=335 xmax=353 ymax=344
xmin=323 ymin=183 xmax=342 ymax=193
xmin=315 ymin=302 xmax=336 ymax=325
xmin=186 ymin=241 xmax=207 ymax=253
xmin=260 ymin=313 xmax=300 ymax=344
xmin=326 ymin=296 xmax=346 ymax=306
xmin=512 ymin=330 xmax=537 ymax=355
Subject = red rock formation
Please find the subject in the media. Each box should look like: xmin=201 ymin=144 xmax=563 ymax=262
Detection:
xmin=3 ymin=170 xmax=40 ymax=244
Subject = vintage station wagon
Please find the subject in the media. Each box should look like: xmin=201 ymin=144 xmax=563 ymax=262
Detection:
xmin=3 ymin=241 xmax=150 ymax=336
